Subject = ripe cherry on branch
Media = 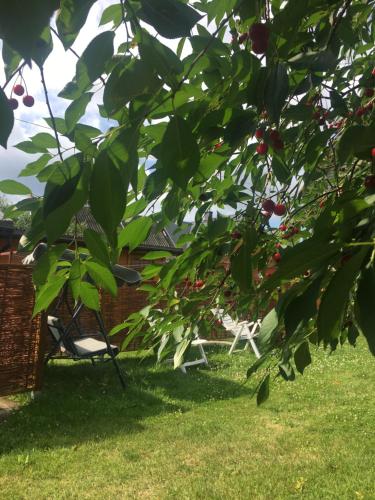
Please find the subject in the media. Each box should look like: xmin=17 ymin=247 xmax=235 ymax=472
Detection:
xmin=274 ymin=203 xmax=286 ymax=216
xmin=364 ymin=88 xmax=374 ymax=97
xmin=194 ymin=280 xmax=204 ymax=289
xmin=279 ymin=224 xmax=287 ymax=231
xmin=255 ymin=128 xmax=264 ymax=140
xmin=8 ymin=98 xmax=19 ymax=110
xmin=249 ymin=23 xmax=269 ymax=41
xmin=256 ymin=143 xmax=268 ymax=155
xmin=13 ymin=84 xmax=24 ymax=96
xmin=23 ymin=95 xmax=35 ymax=107
xmin=273 ymin=252 xmax=282 ymax=263
xmin=230 ymin=230 xmax=242 ymax=240
xmin=262 ymin=199 xmax=275 ymax=212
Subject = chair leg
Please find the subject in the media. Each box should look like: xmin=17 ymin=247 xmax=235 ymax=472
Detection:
xmin=229 ymin=331 xmax=241 ymax=355
xmin=249 ymin=338 xmax=261 ymax=359
xmin=180 ymin=365 xmax=187 ymax=374
xmin=111 ymin=355 xmax=126 ymax=389
xmin=198 ymin=344 xmax=209 ymax=365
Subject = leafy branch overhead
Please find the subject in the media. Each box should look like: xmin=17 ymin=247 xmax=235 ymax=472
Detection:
xmin=0 ymin=0 xmax=374 ymax=404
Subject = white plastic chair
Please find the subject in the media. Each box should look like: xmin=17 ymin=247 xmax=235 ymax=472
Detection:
xmin=157 ymin=333 xmax=209 ymax=373
xmin=211 ymin=308 xmax=261 ymax=358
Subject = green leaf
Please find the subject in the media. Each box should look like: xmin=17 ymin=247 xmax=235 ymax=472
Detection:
xmin=289 ymin=50 xmax=337 ymax=72
xmin=262 ymin=238 xmax=340 ymax=293
xmin=256 ymin=373 xmax=270 ymax=406
xmin=56 ymin=0 xmax=96 ymax=49
xmin=257 ymin=309 xmax=278 ymax=352
xmin=77 ymin=31 xmax=114 ymax=88
xmin=60 ymin=31 xmax=114 ymax=99
xmin=33 ymin=276 xmax=67 ymax=317
xmin=2 ymin=42 xmax=21 ymax=79
xmin=174 ymin=337 xmax=190 ymax=368
xmin=80 ymin=281 xmax=100 ymax=310
xmin=356 ymin=266 xmax=375 ymax=355
xmin=305 ymin=129 xmax=334 ymax=167
xmin=330 ymin=90 xmax=348 ymax=116
xmin=118 ymin=217 xmax=153 ymax=253
xmin=294 ymin=342 xmax=312 ymax=374
xmin=160 ymin=116 xmax=200 ymax=189
xmin=0 ymin=179 xmax=31 ymax=195
xmin=271 ymin=155 xmax=291 ymax=183
xmin=43 ymin=156 xmax=90 ymax=242
xmin=30 ymin=132 xmax=57 ymax=149
xmin=139 ymin=0 xmax=202 ymax=39
xmin=231 ymin=227 xmax=257 ymax=293
xmin=99 ymin=4 xmax=122 ymax=26
xmin=142 ymin=251 xmax=172 ymax=260
xmin=0 ymin=87 xmax=14 ymax=148
xmin=33 ymin=244 xmax=68 ymax=287
xmin=89 ymin=151 xmax=126 ymax=245
xmin=19 ymin=154 xmax=51 ymax=177
xmin=139 ymin=32 xmax=183 ymax=89
xmin=103 ymin=59 xmax=160 ymax=115
xmin=0 ymin=1 xmax=58 ymax=63
xmin=83 ymin=229 xmax=110 ymax=267
xmin=317 ymin=248 xmax=367 ymax=343
xmin=264 ymin=63 xmax=289 ymax=124
xmin=65 ymin=93 xmax=93 ymax=133
xmin=337 ymin=125 xmax=375 ymax=164
xmin=85 ymin=261 xmax=117 ymax=296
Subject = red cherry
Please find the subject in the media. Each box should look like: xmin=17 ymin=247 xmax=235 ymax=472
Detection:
xmin=256 ymin=142 xmax=268 ymax=155
xmin=364 ymin=175 xmax=375 ymax=189
xmin=269 ymin=129 xmax=280 ymax=141
xmin=318 ymin=118 xmax=325 ymax=125
xmin=252 ymin=39 xmax=268 ymax=54
xmin=214 ymin=142 xmax=223 ymax=150
xmin=262 ymin=199 xmax=275 ymax=212
xmin=231 ymin=231 xmax=242 ymax=240
xmin=279 ymin=224 xmax=287 ymax=231
xmin=372 ymin=68 xmax=375 ymax=77
xmin=238 ymin=33 xmax=248 ymax=44
xmin=23 ymin=95 xmax=35 ymax=107
xmin=13 ymin=84 xmax=24 ymax=96
xmin=313 ymin=111 xmax=321 ymax=120
xmin=319 ymin=199 xmax=325 ymax=208
xmin=8 ymin=98 xmax=18 ymax=110
xmin=249 ymin=23 xmax=269 ymax=41
xmin=356 ymin=107 xmax=366 ymax=117
xmin=274 ymin=203 xmax=286 ymax=216
xmin=371 ymin=148 xmax=375 ymax=158
xmin=292 ymin=227 xmax=299 ymax=234
xmin=255 ymin=128 xmax=264 ymax=140
xmin=275 ymin=243 xmax=282 ymax=249
xmin=364 ymin=88 xmax=374 ymax=98
xmin=273 ymin=252 xmax=281 ymax=263
xmin=194 ymin=280 xmax=204 ymax=289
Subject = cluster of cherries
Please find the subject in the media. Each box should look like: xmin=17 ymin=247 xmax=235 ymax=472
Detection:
xmin=234 ymin=23 xmax=270 ymax=55
xmin=255 ymin=128 xmax=284 ymax=155
xmin=261 ymin=199 xmax=286 ymax=217
xmin=8 ymin=84 xmax=34 ymax=110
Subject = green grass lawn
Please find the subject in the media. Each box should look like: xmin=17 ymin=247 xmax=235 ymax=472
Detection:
xmin=0 ymin=340 xmax=374 ymax=499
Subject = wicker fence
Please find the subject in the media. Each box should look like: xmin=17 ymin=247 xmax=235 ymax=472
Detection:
xmin=0 ymin=265 xmax=45 ymax=397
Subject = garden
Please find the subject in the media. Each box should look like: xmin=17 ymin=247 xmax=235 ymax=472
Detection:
xmin=0 ymin=0 xmax=375 ymax=498
xmin=1 ymin=342 xmax=374 ymax=499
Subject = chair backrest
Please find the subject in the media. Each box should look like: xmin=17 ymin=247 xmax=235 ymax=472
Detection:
xmin=47 ymin=315 xmax=76 ymax=354
xmin=211 ymin=309 xmax=242 ymax=333
xmin=47 ymin=315 xmax=64 ymax=342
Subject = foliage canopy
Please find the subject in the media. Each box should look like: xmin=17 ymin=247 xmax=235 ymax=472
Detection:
xmin=0 ymin=0 xmax=374 ymax=402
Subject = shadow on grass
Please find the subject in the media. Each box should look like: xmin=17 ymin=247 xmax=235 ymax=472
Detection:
xmin=0 ymin=352 xmax=253 ymax=455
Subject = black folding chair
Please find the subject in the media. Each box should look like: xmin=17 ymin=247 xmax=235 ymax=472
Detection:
xmin=46 ymin=308 xmax=126 ymax=389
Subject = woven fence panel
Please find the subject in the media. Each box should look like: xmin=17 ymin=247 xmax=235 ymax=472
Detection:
xmin=0 ymin=265 xmax=45 ymax=396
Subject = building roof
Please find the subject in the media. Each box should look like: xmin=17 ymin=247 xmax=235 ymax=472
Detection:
xmin=0 ymin=207 xmax=180 ymax=254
